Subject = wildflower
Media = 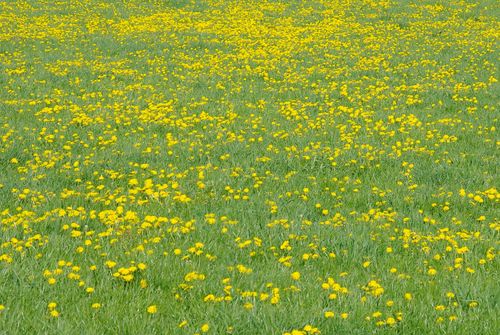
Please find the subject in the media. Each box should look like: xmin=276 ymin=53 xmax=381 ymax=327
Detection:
xmin=105 ymin=261 xmax=116 ymax=268
xmin=147 ymin=305 xmax=157 ymax=314
xmin=291 ymin=272 xmax=301 ymax=280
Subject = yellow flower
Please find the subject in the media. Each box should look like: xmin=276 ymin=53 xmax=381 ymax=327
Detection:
xmin=147 ymin=305 xmax=157 ymax=314
xmin=324 ymin=311 xmax=334 ymax=318
xmin=201 ymin=323 xmax=209 ymax=332
xmin=122 ymin=274 xmax=134 ymax=282
xmin=91 ymin=303 xmax=101 ymax=309
xmin=291 ymin=272 xmax=301 ymax=280
xmin=105 ymin=261 xmax=117 ymax=268
xmin=50 ymin=310 xmax=60 ymax=317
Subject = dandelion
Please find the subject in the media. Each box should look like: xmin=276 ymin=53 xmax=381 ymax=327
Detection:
xmin=201 ymin=323 xmax=210 ymax=333
xmin=435 ymin=305 xmax=446 ymax=311
xmin=147 ymin=305 xmax=157 ymax=314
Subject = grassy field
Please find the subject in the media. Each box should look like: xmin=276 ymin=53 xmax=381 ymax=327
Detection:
xmin=0 ymin=0 xmax=499 ymax=334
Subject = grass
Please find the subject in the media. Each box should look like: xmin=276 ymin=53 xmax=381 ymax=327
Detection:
xmin=0 ymin=0 xmax=499 ymax=334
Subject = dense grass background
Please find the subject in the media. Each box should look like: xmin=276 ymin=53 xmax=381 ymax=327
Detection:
xmin=0 ymin=0 xmax=499 ymax=334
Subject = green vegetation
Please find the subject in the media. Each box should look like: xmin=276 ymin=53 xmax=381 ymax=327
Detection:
xmin=0 ymin=0 xmax=498 ymax=334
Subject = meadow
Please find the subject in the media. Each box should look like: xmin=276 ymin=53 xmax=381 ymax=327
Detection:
xmin=0 ymin=0 xmax=499 ymax=334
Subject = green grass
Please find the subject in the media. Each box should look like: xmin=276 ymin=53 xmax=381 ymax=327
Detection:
xmin=0 ymin=0 xmax=499 ymax=334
